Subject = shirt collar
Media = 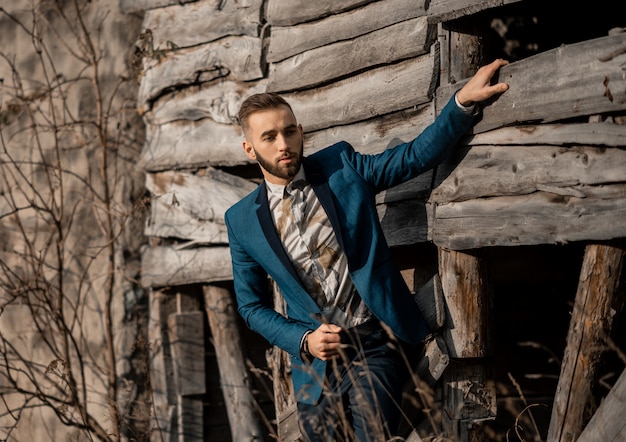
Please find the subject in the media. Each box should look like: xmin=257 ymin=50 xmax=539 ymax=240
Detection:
xmin=265 ymin=166 xmax=306 ymax=199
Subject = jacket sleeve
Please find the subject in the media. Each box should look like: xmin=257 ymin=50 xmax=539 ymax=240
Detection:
xmin=225 ymin=209 xmax=312 ymax=360
xmin=348 ymin=94 xmax=478 ymax=192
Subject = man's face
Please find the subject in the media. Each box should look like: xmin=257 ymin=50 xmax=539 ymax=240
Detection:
xmin=242 ymin=105 xmax=304 ymax=185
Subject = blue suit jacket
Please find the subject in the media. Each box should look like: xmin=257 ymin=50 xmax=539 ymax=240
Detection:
xmin=225 ymin=96 xmax=477 ymax=404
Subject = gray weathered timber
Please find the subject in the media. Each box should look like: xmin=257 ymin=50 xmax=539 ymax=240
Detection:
xmin=145 ymin=170 xmax=256 ymax=243
xmin=304 ymin=102 xmax=435 ymax=156
xmin=265 ymin=0 xmax=376 ymax=26
xmin=285 ymin=52 xmax=438 ymax=132
xmin=141 ymin=246 xmax=233 ymax=288
xmin=436 ymin=33 xmax=626 ymax=134
xmin=139 ymin=119 xmax=248 ymax=172
xmin=138 ymin=35 xmax=263 ymax=109
xmin=439 ymin=248 xmax=495 ymax=438
xmin=431 ymin=144 xmax=626 ymax=203
xmin=203 ymin=285 xmax=265 ymax=441
xmin=168 ymin=311 xmax=206 ymax=396
xmin=142 ymin=0 xmax=262 ymax=50
xmin=267 ymin=16 xmax=432 ymax=92
xmin=267 ymin=0 xmax=427 ymax=62
xmin=177 ymin=396 xmax=204 ymax=441
xmin=467 ymin=123 xmax=626 ymax=147
xmin=431 ymin=190 xmax=626 ymax=250
xmin=148 ymin=290 xmax=176 ymax=441
xmin=378 ymin=199 xmax=430 ymax=247
xmin=120 ymin=0 xmax=194 ymax=13
xmin=427 ymin=0 xmax=524 ymax=23
xmin=147 ymin=80 xmax=267 ymax=126
xmin=547 ymin=242 xmax=625 ymax=442
xmin=577 ymin=367 xmax=626 ymax=442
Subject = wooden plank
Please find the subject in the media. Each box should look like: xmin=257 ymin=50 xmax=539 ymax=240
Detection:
xmin=147 ymin=80 xmax=267 ymax=126
xmin=467 ymin=123 xmax=626 ymax=148
xmin=378 ymin=199 xmax=429 ymax=247
xmin=427 ymin=0 xmax=524 ymax=24
xmin=430 ymin=190 xmax=626 ymax=250
xmin=431 ymin=144 xmax=626 ymax=203
xmin=203 ymin=285 xmax=265 ymax=441
xmin=138 ymin=35 xmax=263 ymax=108
xmin=177 ymin=396 xmax=204 ymax=441
xmin=141 ymin=246 xmax=233 ymax=288
xmin=140 ymin=98 xmax=434 ymax=175
xmin=285 ymin=50 xmax=438 ymax=132
xmin=438 ymin=248 xmax=492 ymax=358
xmin=436 ymin=33 xmax=626 ymax=134
xmin=547 ymin=242 xmax=625 ymax=442
xmin=167 ymin=311 xmax=206 ymax=396
xmin=142 ymin=0 xmax=262 ymax=50
xmin=138 ymin=119 xmax=248 ymax=172
xmin=148 ymin=289 xmax=177 ymax=441
xmin=267 ymin=0 xmax=427 ymax=62
xmin=265 ymin=0 xmax=376 ymax=26
xmin=120 ymin=0 xmax=195 ymax=14
xmin=305 ymin=102 xmax=434 ymax=156
xmin=441 ymin=360 xmax=496 ymax=439
xmin=267 ymin=16 xmax=432 ymax=92
xmin=578 ymin=367 xmax=626 ymax=442
xmin=145 ymin=170 xmax=256 ymax=243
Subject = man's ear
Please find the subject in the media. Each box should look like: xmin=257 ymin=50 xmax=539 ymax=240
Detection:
xmin=242 ymin=140 xmax=256 ymax=160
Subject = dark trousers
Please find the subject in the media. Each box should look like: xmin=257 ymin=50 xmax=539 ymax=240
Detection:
xmin=297 ymin=324 xmax=420 ymax=442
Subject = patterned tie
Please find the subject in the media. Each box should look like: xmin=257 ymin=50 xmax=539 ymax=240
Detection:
xmin=285 ymin=179 xmax=307 ymax=227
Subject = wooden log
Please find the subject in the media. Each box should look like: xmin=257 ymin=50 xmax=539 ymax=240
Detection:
xmin=285 ymin=50 xmax=438 ymax=133
xmin=177 ymin=396 xmax=204 ymax=441
xmin=267 ymin=281 xmax=303 ymax=441
xmin=167 ymin=311 xmax=206 ymax=396
xmin=148 ymin=289 xmax=177 ymax=441
xmin=431 ymin=144 xmax=626 ymax=203
xmin=438 ymin=248 xmax=492 ymax=358
xmin=203 ymin=285 xmax=265 ymax=441
xmin=267 ymin=0 xmax=427 ymax=62
xmin=142 ymin=0 xmax=262 ymax=51
xmin=467 ymin=123 xmax=626 ymax=148
xmin=438 ymin=248 xmax=495 ymax=439
xmin=141 ymin=245 xmax=233 ymax=288
xmin=140 ymin=94 xmax=433 ymax=172
xmin=120 ymin=0 xmax=194 ymax=14
xmin=436 ymin=33 xmax=626 ymax=134
xmin=378 ymin=199 xmax=429 ymax=247
xmin=147 ymin=80 xmax=268 ymax=126
xmin=265 ymin=0 xmax=376 ymax=26
xmin=427 ymin=0 xmax=523 ymax=23
xmin=547 ymin=241 xmax=625 ymax=442
xmin=138 ymin=35 xmax=264 ymax=109
xmin=441 ymin=359 xmax=497 ymax=439
xmin=577 ymin=367 xmax=626 ymax=442
xmin=145 ymin=169 xmax=256 ymax=244
xmin=430 ymin=189 xmax=626 ymax=250
xmin=138 ymin=118 xmax=249 ymax=171
xmin=267 ymin=16 xmax=432 ymax=92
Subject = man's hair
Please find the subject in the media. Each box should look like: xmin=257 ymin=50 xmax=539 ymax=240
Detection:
xmin=238 ymin=92 xmax=294 ymax=135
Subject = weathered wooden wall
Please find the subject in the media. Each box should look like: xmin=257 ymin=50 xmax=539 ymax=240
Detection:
xmin=130 ymin=0 xmax=626 ymax=440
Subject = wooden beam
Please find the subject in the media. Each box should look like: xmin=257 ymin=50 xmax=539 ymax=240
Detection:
xmin=267 ymin=16 xmax=432 ymax=92
xmin=547 ymin=241 xmax=625 ymax=441
xmin=203 ymin=284 xmax=265 ymax=441
xmin=438 ymin=248 xmax=496 ymax=439
xmin=265 ymin=0 xmax=376 ymax=26
xmin=436 ymin=33 xmax=626 ymax=134
xmin=267 ymin=0 xmax=426 ymax=62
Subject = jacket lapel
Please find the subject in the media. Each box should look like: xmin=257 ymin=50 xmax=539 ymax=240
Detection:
xmin=254 ymin=182 xmax=302 ymax=284
xmin=303 ymin=160 xmax=346 ymax=252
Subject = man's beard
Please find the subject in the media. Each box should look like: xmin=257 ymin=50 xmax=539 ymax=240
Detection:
xmin=254 ymin=145 xmax=303 ymax=180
